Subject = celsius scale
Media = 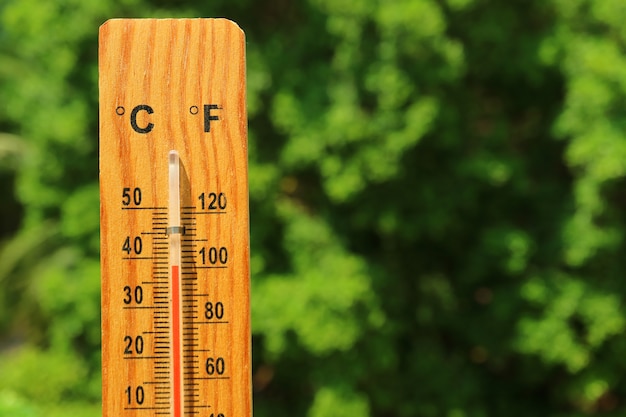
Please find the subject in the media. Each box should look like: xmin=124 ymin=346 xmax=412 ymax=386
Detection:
xmin=99 ymin=19 xmax=251 ymax=417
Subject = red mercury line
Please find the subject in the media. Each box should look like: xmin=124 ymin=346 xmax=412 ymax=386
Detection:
xmin=172 ymin=264 xmax=182 ymax=417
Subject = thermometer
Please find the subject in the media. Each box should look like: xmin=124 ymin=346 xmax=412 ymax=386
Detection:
xmin=99 ymin=19 xmax=251 ymax=417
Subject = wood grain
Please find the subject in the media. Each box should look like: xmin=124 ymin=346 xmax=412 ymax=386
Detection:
xmin=99 ymin=19 xmax=250 ymax=417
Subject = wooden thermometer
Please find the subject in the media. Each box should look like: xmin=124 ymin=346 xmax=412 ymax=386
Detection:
xmin=99 ymin=19 xmax=250 ymax=417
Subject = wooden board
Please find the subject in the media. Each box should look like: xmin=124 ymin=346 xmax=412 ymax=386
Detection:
xmin=99 ymin=18 xmax=250 ymax=417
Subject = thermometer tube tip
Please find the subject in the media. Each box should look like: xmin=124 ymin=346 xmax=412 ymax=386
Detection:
xmin=169 ymin=150 xmax=179 ymax=164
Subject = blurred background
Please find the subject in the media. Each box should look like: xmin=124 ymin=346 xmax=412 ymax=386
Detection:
xmin=1 ymin=0 xmax=626 ymax=416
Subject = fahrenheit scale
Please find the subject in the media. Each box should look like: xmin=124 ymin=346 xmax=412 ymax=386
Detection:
xmin=99 ymin=19 xmax=251 ymax=417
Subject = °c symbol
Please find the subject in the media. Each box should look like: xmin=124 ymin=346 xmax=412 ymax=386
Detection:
xmin=116 ymin=106 xmax=125 ymax=116
xmin=130 ymin=104 xmax=154 ymax=134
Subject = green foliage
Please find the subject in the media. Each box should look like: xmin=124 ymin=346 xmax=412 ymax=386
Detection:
xmin=0 ymin=390 xmax=40 ymax=417
xmin=517 ymin=273 xmax=625 ymax=372
xmin=308 ymin=385 xmax=370 ymax=417
xmin=253 ymin=200 xmax=384 ymax=356
xmin=1 ymin=0 xmax=626 ymax=416
xmin=0 ymin=347 xmax=88 ymax=403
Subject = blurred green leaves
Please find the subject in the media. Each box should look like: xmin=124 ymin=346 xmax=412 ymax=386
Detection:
xmin=518 ymin=274 xmax=625 ymax=372
xmin=549 ymin=0 xmax=626 ymax=267
xmin=0 ymin=390 xmax=40 ymax=417
xmin=254 ymin=201 xmax=384 ymax=356
xmin=0 ymin=347 xmax=89 ymax=403
xmin=308 ymin=385 xmax=370 ymax=417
